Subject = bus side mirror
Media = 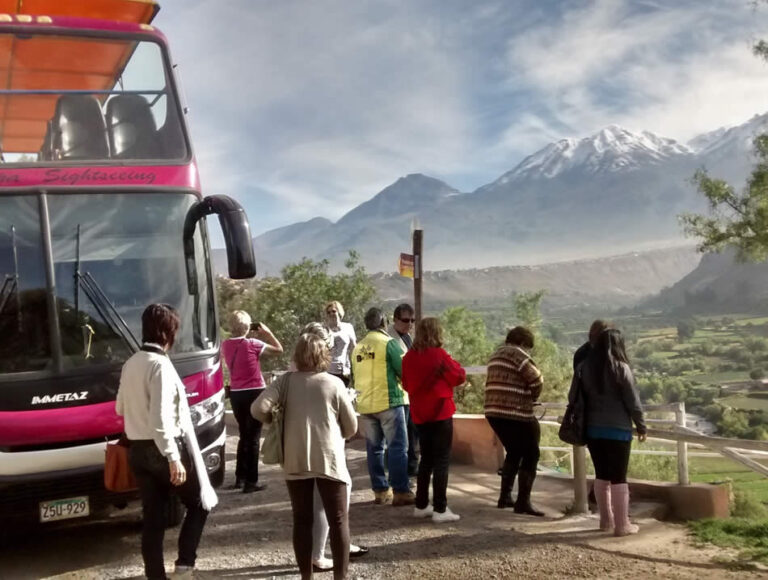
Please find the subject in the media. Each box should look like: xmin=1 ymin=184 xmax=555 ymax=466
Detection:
xmin=183 ymin=195 xmax=256 ymax=294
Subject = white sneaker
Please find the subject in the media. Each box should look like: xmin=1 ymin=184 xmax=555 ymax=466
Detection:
xmin=313 ymin=556 xmax=334 ymax=571
xmin=172 ymin=565 xmax=194 ymax=579
xmin=413 ymin=505 xmax=434 ymax=518
xmin=432 ymin=506 xmax=460 ymax=523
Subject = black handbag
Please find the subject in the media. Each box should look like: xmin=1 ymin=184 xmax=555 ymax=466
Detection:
xmin=559 ymin=370 xmax=586 ymax=446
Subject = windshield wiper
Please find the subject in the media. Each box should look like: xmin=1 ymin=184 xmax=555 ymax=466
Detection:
xmin=0 ymin=274 xmax=17 ymax=315
xmin=0 ymin=225 xmax=22 ymax=331
xmin=75 ymin=271 xmax=140 ymax=354
xmin=73 ymin=224 xmax=139 ymax=354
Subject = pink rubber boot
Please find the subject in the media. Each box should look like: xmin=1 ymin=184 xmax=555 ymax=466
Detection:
xmin=611 ymin=483 xmax=639 ymax=537
xmin=593 ymin=479 xmax=614 ymax=531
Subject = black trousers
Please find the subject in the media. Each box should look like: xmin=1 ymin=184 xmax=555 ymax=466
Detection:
xmin=230 ymin=389 xmax=264 ymax=484
xmin=128 ymin=440 xmax=209 ymax=580
xmin=405 ymin=404 xmax=420 ymax=474
xmin=415 ymin=418 xmax=453 ymax=513
xmin=286 ymin=478 xmax=350 ymax=580
xmin=587 ymin=438 xmax=632 ymax=483
xmin=486 ymin=416 xmax=541 ymax=475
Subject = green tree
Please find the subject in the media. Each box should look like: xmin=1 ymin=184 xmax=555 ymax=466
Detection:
xmin=452 ymin=290 xmax=572 ymax=412
xmin=217 ymin=251 xmax=377 ymax=370
xmin=676 ymin=319 xmax=696 ymax=342
xmin=512 ymin=290 xmax=546 ymax=330
xmin=440 ymin=306 xmax=494 ymax=366
xmin=680 ymin=24 xmax=768 ymax=260
xmin=508 ymin=290 xmax=571 ymax=402
xmin=441 ymin=306 xmax=495 ymax=414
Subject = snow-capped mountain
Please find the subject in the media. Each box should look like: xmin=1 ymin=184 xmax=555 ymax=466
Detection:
xmin=687 ymin=127 xmax=727 ymax=153
xmin=215 ymin=112 xmax=768 ymax=275
xmin=490 ymin=125 xmax=692 ymax=184
xmin=695 ymin=112 xmax=768 ymax=157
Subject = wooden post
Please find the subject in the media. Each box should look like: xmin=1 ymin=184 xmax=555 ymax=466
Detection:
xmin=675 ymin=402 xmax=690 ymax=485
xmin=413 ymin=229 xmax=423 ymax=324
xmin=572 ymin=445 xmax=588 ymax=514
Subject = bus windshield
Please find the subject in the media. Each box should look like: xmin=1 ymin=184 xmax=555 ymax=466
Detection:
xmin=0 ymin=32 xmax=186 ymax=162
xmin=0 ymin=192 xmax=215 ymax=374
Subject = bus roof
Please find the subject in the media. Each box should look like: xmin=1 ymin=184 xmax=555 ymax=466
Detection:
xmin=0 ymin=0 xmax=158 ymax=24
xmin=0 ymin=1 xmax=161 ymax=153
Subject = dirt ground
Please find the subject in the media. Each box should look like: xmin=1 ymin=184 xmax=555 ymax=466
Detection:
xmin=2 ymin=435 xmax=767 ymax=580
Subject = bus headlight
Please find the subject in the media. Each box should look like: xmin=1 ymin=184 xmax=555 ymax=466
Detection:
xmin=189 ymin=390 xmax=225 ymax=427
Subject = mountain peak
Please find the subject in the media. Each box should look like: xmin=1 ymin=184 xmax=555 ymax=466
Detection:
xmin=337 ymin=173 xmax=460 ymax=225
xmin=496 ymin=125 xmax=691 ymax=183
xmin=687 ymin=111 xmax=768 ymax=155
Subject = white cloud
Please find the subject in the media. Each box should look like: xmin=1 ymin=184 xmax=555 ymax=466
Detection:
xmin=156 ymin=0 xmax=768 ymax=233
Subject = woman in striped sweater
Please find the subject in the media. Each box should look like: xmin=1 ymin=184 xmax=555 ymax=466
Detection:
xmin=484 ymin=326 xmax=545 ymax=516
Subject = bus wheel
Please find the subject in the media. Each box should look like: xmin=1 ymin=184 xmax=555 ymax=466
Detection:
xmin=208 ymin=446 xmax=225 ymax=488
xmin=166 ymin=495 xmax=185 ymax=528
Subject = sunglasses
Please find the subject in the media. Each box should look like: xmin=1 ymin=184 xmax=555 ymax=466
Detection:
xmin=398 ymin=317 xmax=415 ymax=323
xmin=327 ymin=310 xmax=338 ymax=314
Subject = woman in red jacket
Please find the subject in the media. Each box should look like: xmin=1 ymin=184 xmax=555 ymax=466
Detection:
xmin=402 ymin=317 xmax=466 ymax=523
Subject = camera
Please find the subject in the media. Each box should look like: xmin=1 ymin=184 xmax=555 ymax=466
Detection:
xmin=250 ymin=322 xmax=261 ymax=332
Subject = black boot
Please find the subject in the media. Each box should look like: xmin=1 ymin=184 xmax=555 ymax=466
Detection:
xmin=497 ymin=462 xmax=517 ymax=509
xmin=228 ymin=477 xmax=244 ymax=490
xmin=513 ymin=470 xmax=544 ymax=516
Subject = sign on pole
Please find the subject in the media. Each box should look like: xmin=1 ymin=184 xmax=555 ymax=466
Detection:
xmin=398 ymin=253 xmax=414 ymax=278
xmin=413 ymin=229 xmax=423 ymax=323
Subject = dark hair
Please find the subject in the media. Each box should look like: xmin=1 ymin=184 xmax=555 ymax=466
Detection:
xmin=393 ymin=303 xmax=414 ymax=320
xmin=364 ymin=307 xmax=386 ymax=331
xmin=588 ymin=319 xmax=609 ymax=344
xmin=506 ymin=326 xmax=534 ymax=349
xmin=413 ymin=317 xmax=443 ymax=350
xmin=142 ymin=303 xmax=180 ymax=349
xmin=590 ymin=328 xmax=630 ymax=392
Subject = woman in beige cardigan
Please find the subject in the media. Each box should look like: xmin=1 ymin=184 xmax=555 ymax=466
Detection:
xmin=252 ymin=333 xmax=358 ymax=580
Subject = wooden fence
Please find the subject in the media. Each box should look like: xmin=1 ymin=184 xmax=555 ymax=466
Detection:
xmin=464 ymin=366 xmax=768 ymax=514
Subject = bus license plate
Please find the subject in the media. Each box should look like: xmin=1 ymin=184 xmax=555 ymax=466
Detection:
xmin=39 ymin=496 xmax=90 ymax=523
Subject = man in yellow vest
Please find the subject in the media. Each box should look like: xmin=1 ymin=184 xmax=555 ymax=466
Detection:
xmin=352 ymin=307 xmax=415 ymax=506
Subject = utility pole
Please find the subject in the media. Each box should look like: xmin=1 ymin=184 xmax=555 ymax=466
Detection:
xmin=413 ymin=228 xmax=423 ymax=324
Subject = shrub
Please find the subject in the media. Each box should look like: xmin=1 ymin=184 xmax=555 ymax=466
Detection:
xmin=732 ymin=491 xmax=768 ymax=519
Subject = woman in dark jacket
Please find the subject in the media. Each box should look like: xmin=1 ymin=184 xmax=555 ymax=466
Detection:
xmin=570 ymin=328 xmax=646 ymax=536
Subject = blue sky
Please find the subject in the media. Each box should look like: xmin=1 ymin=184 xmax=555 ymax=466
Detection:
xmin=156 ymin=0 xmax=768 ymax=238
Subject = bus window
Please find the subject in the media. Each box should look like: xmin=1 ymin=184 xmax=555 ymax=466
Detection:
xmin=0 ymin=33 xmax=187 ymax=163
xmin=0 ymin=196 xmax=52 ymax=373
xmin=47 ymin=193 xmax=215 ymax=368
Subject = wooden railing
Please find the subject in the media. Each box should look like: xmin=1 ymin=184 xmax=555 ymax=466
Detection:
xmin=464 ymin=366 xmax=768 ymax=514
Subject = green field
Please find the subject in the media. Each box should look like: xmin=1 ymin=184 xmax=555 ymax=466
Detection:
xmin=690 ymin=456 xmax=768 ymax=503
xmin=685 ymin=370 xmax=749 ymax=384
xmin=733 ymin=316 xmax=768 ymax=326
xmin=719 ymin=394 xmax=768 ymax=412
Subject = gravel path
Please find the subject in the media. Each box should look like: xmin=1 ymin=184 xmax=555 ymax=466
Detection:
xmin=2 ymin=435 xmax=767 ymax=579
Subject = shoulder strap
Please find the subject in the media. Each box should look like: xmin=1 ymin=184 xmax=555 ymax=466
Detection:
xmin=277 ymin=372 xmax=291 ymax=406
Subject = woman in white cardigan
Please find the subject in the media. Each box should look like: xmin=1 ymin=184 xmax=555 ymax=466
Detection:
xmin=253 ymin=333 xmax=358 ymax=580
xmin=116 ymin=303 xmax=215 ymax=580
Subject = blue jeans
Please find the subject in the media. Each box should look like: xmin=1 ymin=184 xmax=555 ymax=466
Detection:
xmin=359 ymin=406 xmax=410 ymax=493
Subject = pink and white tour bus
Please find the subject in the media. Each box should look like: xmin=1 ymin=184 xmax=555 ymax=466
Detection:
xmin=0 ymin=0 xmax=255 ymax=528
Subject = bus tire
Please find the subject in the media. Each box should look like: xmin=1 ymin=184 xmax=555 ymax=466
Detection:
xmin=208 ymin=446 xmax=226 ymax=488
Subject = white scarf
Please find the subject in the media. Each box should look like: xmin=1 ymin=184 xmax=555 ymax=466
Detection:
xmin=175 ymin=376 xmax=218 ymax=511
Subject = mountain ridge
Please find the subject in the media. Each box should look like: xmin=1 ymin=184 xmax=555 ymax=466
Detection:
xmin=213 ymin=112 xmax=768 ymax=275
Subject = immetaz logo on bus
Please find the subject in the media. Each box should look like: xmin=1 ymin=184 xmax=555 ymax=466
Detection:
xmin=31 ymin=392 xmax=88 ymax=405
